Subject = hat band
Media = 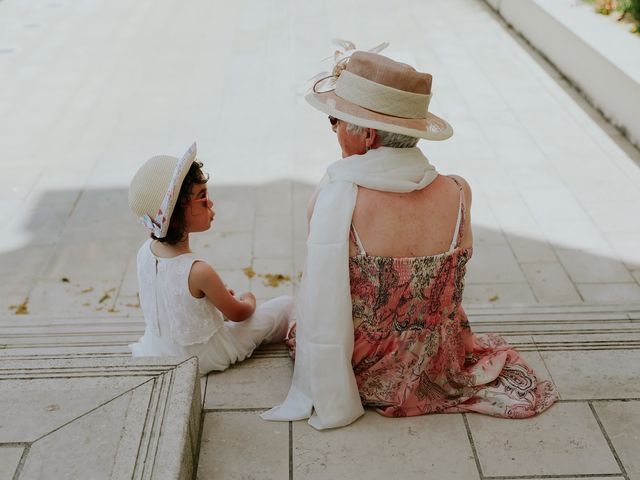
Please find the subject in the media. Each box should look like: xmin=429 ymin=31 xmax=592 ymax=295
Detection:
xmin=334 ymin=70 xmax=432 ymax=119
xmin=138 ymin=142 xmax=198 ymax=238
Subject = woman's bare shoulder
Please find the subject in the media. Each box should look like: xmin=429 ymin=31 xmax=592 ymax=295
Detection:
xmin=446 ymin=174 xmax=472 ymax=204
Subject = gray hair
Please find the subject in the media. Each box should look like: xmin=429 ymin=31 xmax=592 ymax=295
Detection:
xmin=345 ymin=122 xmax=419 ymax=148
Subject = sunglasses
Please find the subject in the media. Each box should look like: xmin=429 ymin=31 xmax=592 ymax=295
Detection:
xmin=328 ymin=115 xmax=339 ymax=126
xmin=186 ymin=190 xmax=210 ymax=206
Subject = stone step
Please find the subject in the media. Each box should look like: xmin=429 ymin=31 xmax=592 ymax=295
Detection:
xmin=1 ymin=356 xmax=201 ymax=480
xmin=2 ymin=306 xmax=640 ymax=360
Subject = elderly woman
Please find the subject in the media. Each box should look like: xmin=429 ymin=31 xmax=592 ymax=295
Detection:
xmin=263 ymin=50 xmax=557 ymax=429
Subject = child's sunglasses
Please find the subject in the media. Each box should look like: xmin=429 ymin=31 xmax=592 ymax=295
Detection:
xmin=186 ymin=191 xmax=210 ymax=206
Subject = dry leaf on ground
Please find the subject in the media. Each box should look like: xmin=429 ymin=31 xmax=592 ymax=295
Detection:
xmin=260 ymin=273 xmax=291 ymax=287
xmin=9 ymin=297 xmax=29 ymax=315
xmin=243 ymin=266 xmax=256 ymax=279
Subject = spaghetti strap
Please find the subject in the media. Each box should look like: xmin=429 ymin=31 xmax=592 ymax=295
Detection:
xmin=350 ymin=225 xmax=367 ymax=255
xmin=448 ymin=177 xmax=466 ymax=251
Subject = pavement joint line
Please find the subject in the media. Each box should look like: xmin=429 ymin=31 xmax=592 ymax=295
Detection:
xmin=32 ymin=375 xmax=156 ymax=444
xmin=462 ymin=413 xmax=484 ymax=480
xmin=153 ymin=369 xmax=174 ymax=476
xmin=588 ymin=402 xmax=631 ymax=480
xmin=12 ymin=443 xmax=31 ymax=480
xmin=135 ymin=375 xmax=161 ymax=479
xmin=0 ymin=374 xmax=163 ymax=380
xmin=289 ymin=421 xmax=293 ymax=480
xmin=558 ymin=398 xmax=640 ymax=403
xmin=0 ymin=352 xmax=131 ymax=358
xmin=133 ymin=375 xmax=158 ymax=479
xmin=192 ymin=375 xmax=208 ymax=480
xmin=482 ymin=474 xmax=623 ymax=479
xmin=0 ymin=367 xmax=166 ymax=373
xmin=202 ymin=407 xmax=269 ymax=413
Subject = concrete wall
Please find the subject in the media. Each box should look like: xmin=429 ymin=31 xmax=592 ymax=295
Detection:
xmin=485 ymin=0 xmax=640 ymax=149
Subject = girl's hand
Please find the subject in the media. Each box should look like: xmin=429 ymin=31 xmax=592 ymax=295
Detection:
xmin=239 ymin=292 xmax=256 ymax=309
xmin=227 ymin=287 xmax=236 ymax=297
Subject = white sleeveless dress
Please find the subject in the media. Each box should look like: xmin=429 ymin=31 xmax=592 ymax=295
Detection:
xmin=130 ymin=239 xmax=292 ymax=373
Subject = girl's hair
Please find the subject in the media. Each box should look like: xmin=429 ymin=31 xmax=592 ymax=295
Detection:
xmin=152 ymin=161 xmax=208 ymax=245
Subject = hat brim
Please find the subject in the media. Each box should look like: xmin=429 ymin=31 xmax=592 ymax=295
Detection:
xmin=305 ymin=90 xmax=453 ymax=141
xmin=161 ymin=143 xmax=198 ymax=237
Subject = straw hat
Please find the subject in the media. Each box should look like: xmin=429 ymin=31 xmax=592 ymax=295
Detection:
xmin=306 ymin=51 xmax=453 ymax=140
xmin=128 ymin=142 xmax=197 ymax=238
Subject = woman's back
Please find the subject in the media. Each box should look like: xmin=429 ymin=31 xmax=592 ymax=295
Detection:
xmin=347 ymin=174 xmax=557 ymax=418
xmin=351 ymin=174 xmax=472 ymax=257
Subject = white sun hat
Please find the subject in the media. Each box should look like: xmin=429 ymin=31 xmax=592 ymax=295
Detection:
xmin=128 ymin=142 xmax=198 ymax=239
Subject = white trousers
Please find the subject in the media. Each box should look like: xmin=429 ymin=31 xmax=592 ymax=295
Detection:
xmin=189 ymin=295 xmax=293 ymax=373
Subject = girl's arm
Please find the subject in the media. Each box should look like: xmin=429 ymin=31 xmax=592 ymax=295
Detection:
xmin=188 ymin=261 xmax=256 ymax=321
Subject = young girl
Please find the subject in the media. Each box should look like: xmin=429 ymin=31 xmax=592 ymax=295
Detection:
xmin=128 ymin=143 xmax=292 ymax=373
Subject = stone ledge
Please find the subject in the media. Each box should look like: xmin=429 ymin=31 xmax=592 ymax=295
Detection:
xmin=0 ymin=356 xmax=201 ymax=480
xmin=484 ymin=0 xmax=640 ymax=149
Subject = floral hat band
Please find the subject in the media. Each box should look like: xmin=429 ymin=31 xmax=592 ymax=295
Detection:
xmin=129 ymin=142 xmax=198 ymax=239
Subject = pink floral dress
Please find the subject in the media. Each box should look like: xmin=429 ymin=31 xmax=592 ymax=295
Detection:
xmin=287 ymin=179 xmax=558 ymax=418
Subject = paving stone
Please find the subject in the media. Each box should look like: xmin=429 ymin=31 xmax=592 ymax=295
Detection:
xmin=506 ymin=232 xmax=558 ymax=264
xmin=293 ymin=411 xmax=480 ymax=480
xmin=592 ymin=400 xmax=640 ymax=480
xmin=0 ymin=446 xmax=24 ymax=480
xmin=115 ymin=253 xmax=139 ymax=299
xmin=293 ymin=239 xmax=307 ymax=281
xmin=204 ymin=356 xmax=292 ymax=410
xmin=541 ymin=350 xmax=640 ymax=400
xmin=518 ymin=348 xmax=556 ymax=387
xmin=253 ymin=214 xmax=293 ymax=259
xmin=207 ymin=187 xmax=256 ymax=234
xmin=472 ymin=224 xmax=509 ymax=246
xmin=606 ymin=233 xmax=640 ymax=270
xmin=41 ymin=235 xmax=137 ymax=285
xmin=576 ymin=283 xmax=640 ymax=305
xmin=63 ymin=189 xmax=139 ymax=240
xmin=256 ymin=180 xmax=293 ymax=216
xmin=467 ymin=402 xmax=620 ymax=477
xmin=292 ymin=182 xmax=314 ymax=241
xmin=250 ymin=258 xmax=294 ymax=300
xmin=198 ymin=411 xmax=288 ymax=480
xmin=588 ymin=203 xmax=640 ymax=235
xmin=0 ymin=244 xmax=52 ymax=288
xmin=0 ymin=375 xmax=152 ymax=442
xmin=543 ymin=218 xmax=613 ymax=252
xmin=555 ymin=248 xmax=633 ymax=284
xmin=191 ymin=231 xmax=252 ymax=270
xmin=520 ymin=188 xmax=590 ymax=225
xmin=499 ymin=477 xmax=623 ymax=480
xmin=19 ymin=389 xmax=141 ymax=480
xmin=466 ymin=244 xmax=527 ymax=284
xmin=521 ymin=262 xmax=582 ymax=305
xmin=7 ymin=199 xmax=77 ymax=248
xmin=463 ymin=283 xmax=537 ymax=306
xmin=27 ymin=279 xmax=123 ymax=317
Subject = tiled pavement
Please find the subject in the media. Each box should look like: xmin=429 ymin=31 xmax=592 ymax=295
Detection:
xmin=1 ymin=0 xmax=640 ymax=478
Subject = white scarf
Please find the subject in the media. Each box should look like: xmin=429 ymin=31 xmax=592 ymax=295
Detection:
xmin=261 ymin=147 xmax=438 ymax=429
